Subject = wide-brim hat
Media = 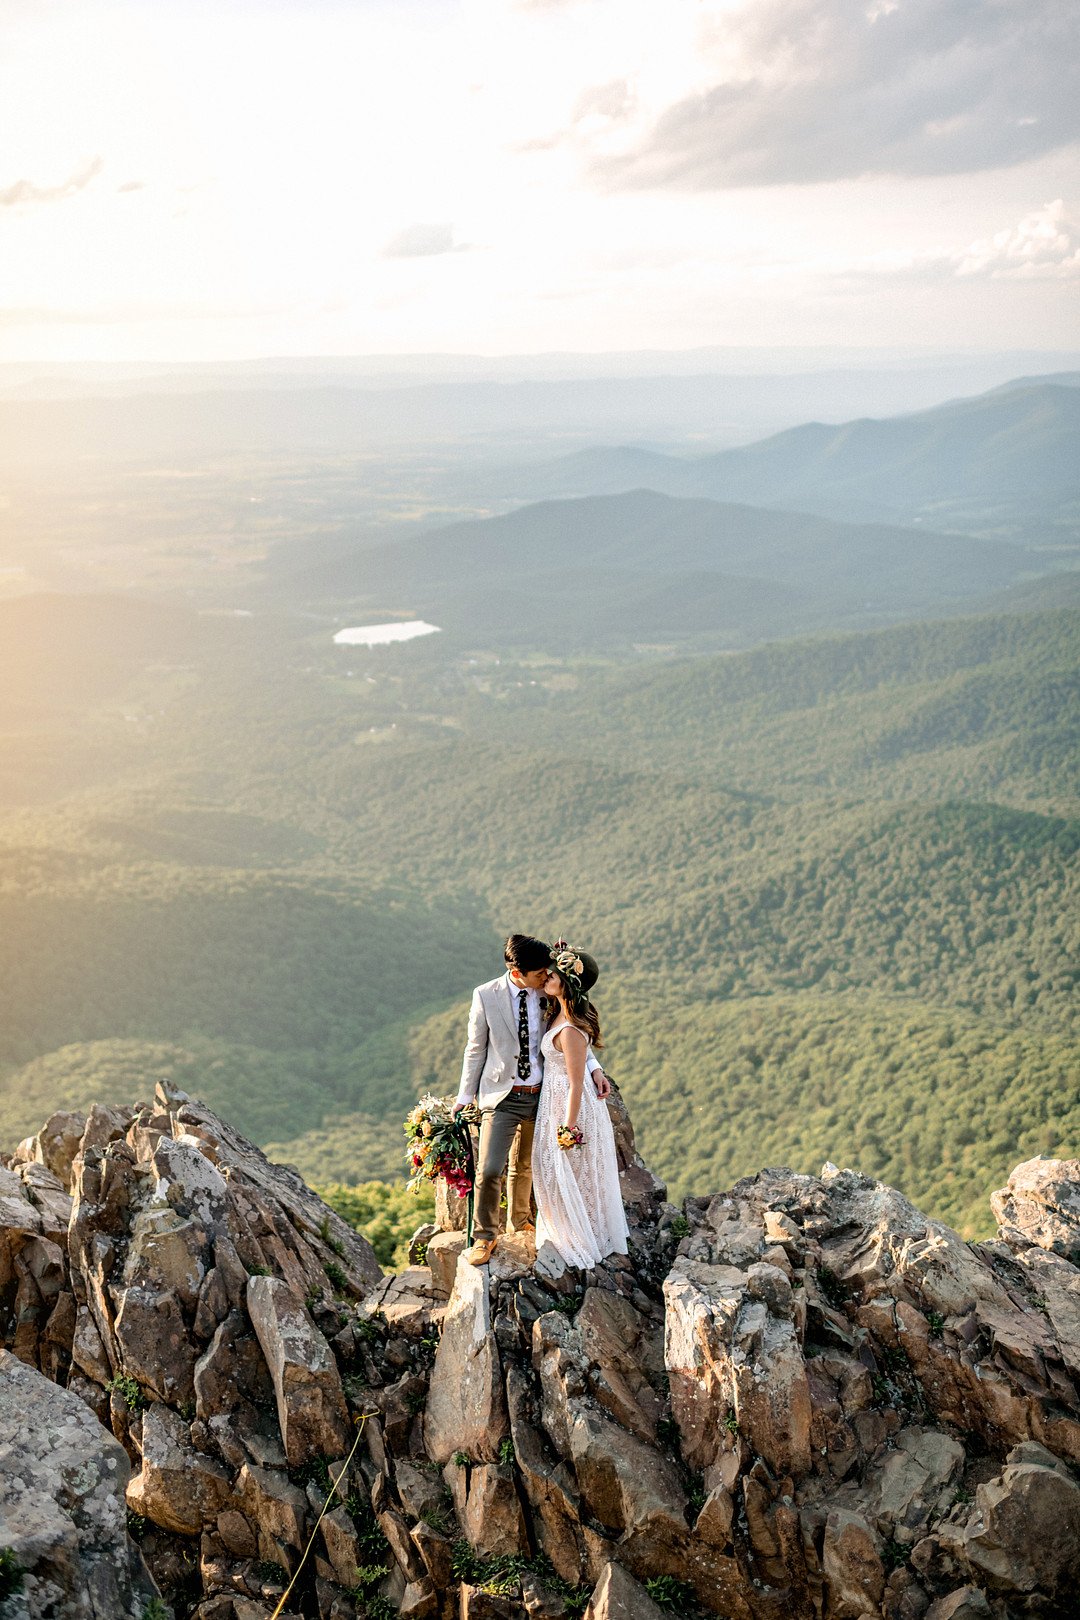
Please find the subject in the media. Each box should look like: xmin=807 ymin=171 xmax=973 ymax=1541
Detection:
xmin=576 ymin=951 xmax=599 ymax=994
xmin=552 ymin=946 xmax=599 ymax=995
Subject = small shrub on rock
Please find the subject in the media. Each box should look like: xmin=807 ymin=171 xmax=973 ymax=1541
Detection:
xmin=0 ymin=1549 xmax=24 ymax=1601
xmin=324 ymin=1259 xmax=349 ymax=1292
xmin=645 ymin=1574 xmax=699 ymax=1613
xmin=106 ymin=1373 xmax=147 ymax=1413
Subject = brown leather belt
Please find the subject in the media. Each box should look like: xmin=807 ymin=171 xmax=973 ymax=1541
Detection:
xmin=512 ymin=1083 xmax=542 ymax=1095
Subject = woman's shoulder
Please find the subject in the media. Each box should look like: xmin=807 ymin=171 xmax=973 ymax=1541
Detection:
xmin=551 ymin=1018 xmax=587 ymax=1044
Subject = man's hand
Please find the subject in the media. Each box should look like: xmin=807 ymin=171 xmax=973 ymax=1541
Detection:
xmin=452 ymin=1100 xmax=466 ymax=1118
xmin=592 ymin=1069 xmax=611 ymax=1099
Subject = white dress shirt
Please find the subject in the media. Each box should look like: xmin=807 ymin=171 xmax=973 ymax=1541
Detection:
xmin=508 ymin=972 xmax=544 ymax=1081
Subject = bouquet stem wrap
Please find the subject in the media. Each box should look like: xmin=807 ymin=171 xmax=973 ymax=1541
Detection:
xmin=449 ymin=1116 xmax=476 ymax=1245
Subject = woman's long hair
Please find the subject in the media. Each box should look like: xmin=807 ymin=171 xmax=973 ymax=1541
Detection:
xmin=548 ymin=969 xmax=603 ymax=1050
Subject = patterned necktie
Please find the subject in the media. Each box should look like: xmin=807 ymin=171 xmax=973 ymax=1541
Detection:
xmin=516 ymin=989 xmax=531 ymax=1080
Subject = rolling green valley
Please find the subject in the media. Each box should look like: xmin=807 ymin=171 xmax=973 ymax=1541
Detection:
xmin=2 ymin=423 xmax=1076 ymax=1238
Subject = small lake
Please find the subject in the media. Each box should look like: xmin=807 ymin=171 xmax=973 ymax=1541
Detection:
xmin=332 ymin=620 xmax=441 ymax=648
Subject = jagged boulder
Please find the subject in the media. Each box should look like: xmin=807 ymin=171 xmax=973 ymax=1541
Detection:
xmin=23 ymin=1111 xmax=86 ymax=1186
xmin=459 ymin=1462 xmax=529 ymax=1558
xmin=665 ymin=1256 xmax=811 ymax=1478
xmin=126 ymin=1400 xmax=232 ymax=1535
xmin=583 ymin=1560 xmax=667 ymax=1619
xmin=930 ymin=1442 xmax=1080 ymax=1603
xmin=246 ymin=1275 xmax=351 ymax=1466
xmin=425 ymin=1255 xmax=511 ymax=1465
xmin=990 ymin=1156 xmax=1080 ymax=1261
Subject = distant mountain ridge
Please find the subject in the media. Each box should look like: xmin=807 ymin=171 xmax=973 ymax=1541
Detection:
xmin=10 ymin=370 xmax=1064 ymax=463
xmin=685 ymin=381 xmax=1080 ymax=512
xmin=988 ymin=370 xmax=1080 ymax=394
xmin=4 ymin=365 xmax=1079 ymax=469
xmin=482 ymin=375 xmax=1080 ymax=544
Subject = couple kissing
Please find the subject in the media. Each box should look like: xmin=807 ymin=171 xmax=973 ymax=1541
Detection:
xmin=453 ymin=932 xmax=629 ymax=1270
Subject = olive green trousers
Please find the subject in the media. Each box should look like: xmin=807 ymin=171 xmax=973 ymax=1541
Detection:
xmin=473 ymin=1088 xmax=539 ymax=1243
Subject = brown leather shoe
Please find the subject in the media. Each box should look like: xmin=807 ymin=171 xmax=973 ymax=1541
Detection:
xmin=508 ymin=1221 xmax=536 ymax=1236
xmin=465 ymin=1237 xmax=498 ymax=1266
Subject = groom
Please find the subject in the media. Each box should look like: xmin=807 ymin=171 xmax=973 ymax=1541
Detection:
xmin=454 ymin=932 xmax=609 ymax=1266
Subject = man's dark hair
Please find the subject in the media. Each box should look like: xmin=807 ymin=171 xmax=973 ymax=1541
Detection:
xmin=504 ymin=933 xmax=552 ymax=974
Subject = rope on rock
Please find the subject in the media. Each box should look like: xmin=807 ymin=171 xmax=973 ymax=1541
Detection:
xmin=269 ymin=1407 xmax=378 ymax=1620
xmin=450 ymin=1116 xmax=476 ymax=1244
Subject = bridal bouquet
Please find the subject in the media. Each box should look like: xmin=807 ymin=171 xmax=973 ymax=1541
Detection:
xmin=404 ymin=1094 xmax=475 ymax=1198
xmin=557 ymin=1123 xmax=585 ymax=1151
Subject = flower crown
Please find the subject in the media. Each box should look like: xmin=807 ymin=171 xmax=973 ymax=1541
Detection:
xmin=551 ymin=945 xmax=587 ymax=1003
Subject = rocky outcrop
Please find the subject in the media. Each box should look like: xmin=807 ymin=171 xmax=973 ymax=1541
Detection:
xmin=3 ymin=1084 xmax=1079 ymax=1620
xmin=1 ymin=1087 xmax=383 ymax=1620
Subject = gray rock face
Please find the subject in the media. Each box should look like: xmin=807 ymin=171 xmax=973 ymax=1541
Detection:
xmin=0 ymin=1350 xmax=156 ymax=1619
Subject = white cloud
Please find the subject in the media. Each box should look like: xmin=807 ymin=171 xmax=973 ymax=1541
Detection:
xmin=807 ymin=199 xmax=1080 ymax=283
xmin=953 ymin=199 xmax=1080 ymax=280
xmin=0 ymin=156 xmax=103 ymax=207
xmin=381 ymin=222 xmax=466 ymax=259
xmin=1 ymin=0 xmax=1076 ymax=358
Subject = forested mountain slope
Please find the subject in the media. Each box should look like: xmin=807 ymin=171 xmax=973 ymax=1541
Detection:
xmin=289 ymin=489 xmax=1034 ymax=650
xmin=2 ymin=598 xmax=1075 ymax=1234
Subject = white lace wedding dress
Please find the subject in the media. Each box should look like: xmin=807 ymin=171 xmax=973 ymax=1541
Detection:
xmin=533 ymin=1019 xmax=629 ymax=1269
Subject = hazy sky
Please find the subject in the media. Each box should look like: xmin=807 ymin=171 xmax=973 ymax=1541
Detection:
xmin=2 ymin=0 xmax=1078 ymax=360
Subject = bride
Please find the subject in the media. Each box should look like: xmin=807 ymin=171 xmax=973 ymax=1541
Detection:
xmin=533 ymin=946 xmax=629 ymax=1269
